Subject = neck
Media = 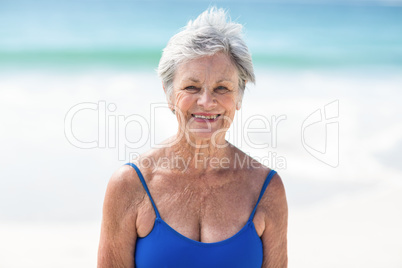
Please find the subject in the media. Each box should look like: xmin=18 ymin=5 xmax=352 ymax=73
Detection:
xmin=164 ymin=132 xmax=232 ymax=173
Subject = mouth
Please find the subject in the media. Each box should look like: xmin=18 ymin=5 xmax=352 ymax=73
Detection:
xmin=191 ymin=114 xmax=221 ymax=122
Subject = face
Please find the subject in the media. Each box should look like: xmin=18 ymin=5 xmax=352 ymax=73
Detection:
xmin=170 ymin=52 xmax=241 ymax=143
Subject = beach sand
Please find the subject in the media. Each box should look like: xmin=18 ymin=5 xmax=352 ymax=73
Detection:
xmin=0 ymin=69 xmax=401 ymax=267
xmin=1 ymin=181 xmax=401 ymax=267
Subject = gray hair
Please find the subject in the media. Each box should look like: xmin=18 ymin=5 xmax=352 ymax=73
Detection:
xmin=158 ymin=7 xmax=255 ymax=101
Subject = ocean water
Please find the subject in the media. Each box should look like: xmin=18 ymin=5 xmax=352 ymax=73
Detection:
xmin=1 ymin=0 xmax=401 ymax=70
xmin=1 ymin=1 xmax=402 ymax=267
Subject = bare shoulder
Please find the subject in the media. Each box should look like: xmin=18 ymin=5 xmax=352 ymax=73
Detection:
xmin=103 ymin=147 xmax=167 ymax=216
xmin=104 ymin=164 xmax=145 ymax=213
xmin=100 ymin=164 xmax=147 ymax=240
xmin=250 ymin=163 xmax=287 ymax=233
xmin=258 ymin=171 xmax=288 ymax=267
xmin=230 ymin=145 xmax=286 ymax=212
xmin=97 ymin=164 xmax=147 ymax=267
xmin=260 ymin=171 xmax=287 ymax=223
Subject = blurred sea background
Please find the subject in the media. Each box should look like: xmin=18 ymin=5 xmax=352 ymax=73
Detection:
xmin=1 ymin=0 xmax=402 ymax=267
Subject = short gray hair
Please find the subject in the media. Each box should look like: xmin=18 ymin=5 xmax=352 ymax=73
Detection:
xmin=158 ymin=7 xmax=255 ymax=100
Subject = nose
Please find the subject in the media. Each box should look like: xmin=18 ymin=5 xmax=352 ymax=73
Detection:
xmin=197 ymin=89 xmax=216 ymax=110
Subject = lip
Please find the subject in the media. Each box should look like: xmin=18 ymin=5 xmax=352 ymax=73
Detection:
xmin=191 ymin=113 xmax=221 ymax=122
xmin=192 ymin=113 xmax=220 ymax=116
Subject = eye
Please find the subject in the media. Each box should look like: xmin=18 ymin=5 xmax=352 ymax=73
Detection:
xmin=215 ymin=86 xmax=229 ymax=94
xmin=184 ymin=86 xmax=200 ymax=92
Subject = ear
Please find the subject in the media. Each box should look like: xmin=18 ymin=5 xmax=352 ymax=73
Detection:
xmin=163 ymin=84 xmax=175 ymax=112
xmin=236 ymin=101 xmax=242 ymax=110
xmin=236 ymin=80 xmax=247 ymax=110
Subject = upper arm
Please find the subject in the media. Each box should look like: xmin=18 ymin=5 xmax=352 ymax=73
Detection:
xmin=261 ymin=173 xmax=288 ymax=268
xmin=97 ymin=165 xmax=142 ymax=268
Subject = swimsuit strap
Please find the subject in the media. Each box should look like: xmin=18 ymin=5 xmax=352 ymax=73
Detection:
xmin=125 ymin=163 xmax=161 ymax=218
xmin=248 ymin=169 xmax=277 ymax=222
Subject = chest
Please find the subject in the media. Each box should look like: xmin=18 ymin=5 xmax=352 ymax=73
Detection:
xmin=134 ymin=218 xmax=264 ymax=268
xmin=136 ymin=172 xmax=262 ymax=243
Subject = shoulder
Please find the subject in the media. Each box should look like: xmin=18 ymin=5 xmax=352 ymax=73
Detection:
xmin=106 ymin=147 xmax=167 ymax=204
xmin=129 ymin=147 xmax=168 ymax=175
xmin=260 ymin=171 xmax=288 ymax=228
xmin=258 ymin=172 xmax=288 ymax=266
xmin=102 ymin=164 xmax=147 ymax=225
xmin=97 ymin=164 xmax=146 ymax=266
xmin=107 ymin=164 xmax=144 ymax=199
xmin=229 ymin=145 xmax=285 ymax=212
xmin=229 ymin=145 xmax=265 ymax=170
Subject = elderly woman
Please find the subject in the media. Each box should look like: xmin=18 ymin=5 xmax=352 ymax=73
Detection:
xmin=98 ymin=7 xmax=287 ymax=268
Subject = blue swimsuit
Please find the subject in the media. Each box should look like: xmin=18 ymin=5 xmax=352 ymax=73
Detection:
xmin=125 ymin=163 xmax=277 ymax=268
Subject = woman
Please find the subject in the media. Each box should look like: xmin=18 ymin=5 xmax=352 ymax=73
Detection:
xmin=98 ymin=7 xmax=288 ymax=268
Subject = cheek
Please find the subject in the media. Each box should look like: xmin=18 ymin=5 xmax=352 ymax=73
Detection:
xmin=219 ymin=96 xmax=237 ymax=129
xmin=174 ymin=93 xmax=194 ymax=113
xmin=221 ymin=96 xmax=237 ymax=114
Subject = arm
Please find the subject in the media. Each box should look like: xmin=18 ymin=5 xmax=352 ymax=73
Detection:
xmin=261 ymin=174 xmax=288 ymax=268
xmin=97 ymin=166 xmax=141 ymax=268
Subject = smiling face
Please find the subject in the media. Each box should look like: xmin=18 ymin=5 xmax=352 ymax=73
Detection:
xmin=170 ymin=52 xmax=241 ymax=143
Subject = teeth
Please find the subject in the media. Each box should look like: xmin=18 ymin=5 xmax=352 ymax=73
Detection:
xmin=193 ymin=114 xmax=219 ymax=119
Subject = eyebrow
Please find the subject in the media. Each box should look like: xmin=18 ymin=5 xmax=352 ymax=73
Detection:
xmin=187 ymin=77 xmax=200 ymax=83
xmin=216 ymin=79 xmax=234 ymax=84
xmin=183 ymin=77 xmax=234 ymax=84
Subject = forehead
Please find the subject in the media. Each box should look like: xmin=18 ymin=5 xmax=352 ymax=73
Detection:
xmin=174 ymin=53 xmax=238 ymax=83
